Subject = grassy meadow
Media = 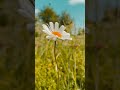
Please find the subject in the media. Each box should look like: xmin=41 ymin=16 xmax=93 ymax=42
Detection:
xmin=35 ymin=23 xmax=85 ymax=90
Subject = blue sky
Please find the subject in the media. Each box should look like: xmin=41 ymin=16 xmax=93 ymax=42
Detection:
xmin=35 ymin=0 xmax=85 ymax=28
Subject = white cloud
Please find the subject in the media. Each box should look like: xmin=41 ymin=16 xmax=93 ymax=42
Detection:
xmin=69 ymin=0 xmax=85 ymax=5
xmin=35 ymin=9 xmax=40 ymax=14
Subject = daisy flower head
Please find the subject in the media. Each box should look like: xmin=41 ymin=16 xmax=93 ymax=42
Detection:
xmin=42 ymin=22 xmax=72 ymax=41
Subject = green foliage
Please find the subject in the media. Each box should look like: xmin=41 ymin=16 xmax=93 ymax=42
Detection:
xmin=60 ymin=11 xmax=73 ymax=26
xmin=39 ymin=6 xmax=59 ymax=23
xmin=59 ymin=11 xmax=73 ymax=32
xmin=78 ymin=28 xmax=85 ymax=35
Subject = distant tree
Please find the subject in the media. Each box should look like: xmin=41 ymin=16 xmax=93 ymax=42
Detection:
xmin=59 ymin=11 xmax=73 ymax=25
xmin=59 ymin=11 xmax=73 ymax=32
xmin=78 ymin=28 xmax=84 ymax=35
xmin=38 ymin=6 xmax=59 ymax=23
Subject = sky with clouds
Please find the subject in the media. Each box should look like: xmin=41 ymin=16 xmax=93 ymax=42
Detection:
xmin=35 ymin=0 xmax=85 ymax=28
xmin=69 ymin=0 xmax=85 ymax=5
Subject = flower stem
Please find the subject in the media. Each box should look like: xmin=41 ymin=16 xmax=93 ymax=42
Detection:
xmin=54 ymin=41 xmax=57 ymax=65
xmin=54 ymin=41 xmax=59 ymax=89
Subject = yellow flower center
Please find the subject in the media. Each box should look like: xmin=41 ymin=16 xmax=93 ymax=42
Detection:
xmin=52 ymin=31 xmax=62 ymax=37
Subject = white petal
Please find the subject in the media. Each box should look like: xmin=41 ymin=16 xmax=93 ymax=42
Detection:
xmin=49 ymin=22 xmax=54 ymax=31
xmin=42 ymin=24 xmax=49 ymax=30
xmin=55 ymin=22 xmax=59 ymax=31
xmin=59 ymin=25 xmax=66 ymax=32
xmin=43 ymin=30 xmax=52 ymax=35
xmin=65 ymin=37 xmax=72 ymax=40
xmin=61 ymin=31 xmax=72 ymax=40
xmin=62 ymin=35 xmax=70 ymax=38
xmin=42 ymin=24 xmax=52 ymax=34
xmin=46 ymin=36 xmax=57 ymax=41
xmin=61 ymin=36 xmax=72 ymax=40
xmin=46 ymin=36 xmax=52 ymax=39
xmin=62 ymin=31 xmax=70 ymax=36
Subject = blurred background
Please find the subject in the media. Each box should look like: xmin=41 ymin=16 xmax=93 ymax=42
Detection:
xmin=86 ymin=0 xmax=120 ymax=90
xmin=0 ymin=0 xmax=34 ymax=89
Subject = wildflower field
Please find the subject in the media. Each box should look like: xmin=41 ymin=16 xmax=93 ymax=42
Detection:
xmin=35 ymin=23 xmax=85 ymax=90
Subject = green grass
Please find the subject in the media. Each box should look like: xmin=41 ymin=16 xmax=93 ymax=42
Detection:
xmin=35 ymin=25 xmax=85 ymax=90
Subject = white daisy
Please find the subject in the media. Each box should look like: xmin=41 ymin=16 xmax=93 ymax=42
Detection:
xmin=42 ymin=22 xmax=72 ymax=41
